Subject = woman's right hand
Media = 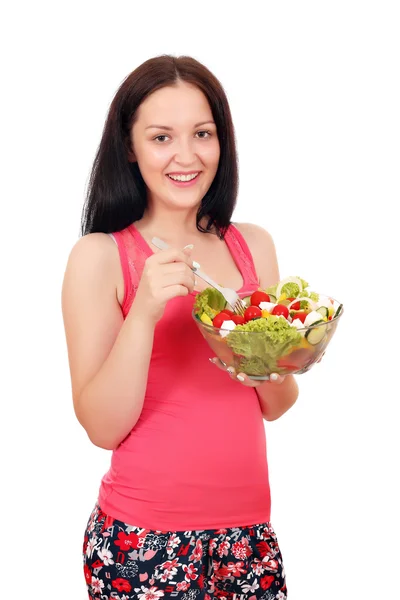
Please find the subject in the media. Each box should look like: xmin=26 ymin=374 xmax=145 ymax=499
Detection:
xmin=132 ymin=246 xmax=196 ymax=324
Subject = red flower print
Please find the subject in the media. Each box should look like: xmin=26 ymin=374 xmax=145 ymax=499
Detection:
xmin=189 ymin=539 xmax=203 ymax=562
xmin=161 ymin=558 xmax=179 ymax=571
xmin=197 ymin=573 xmax=205 ymax=589
xmin=114 ymin=531 xmax=139 ymax=551
xmin=84 ymin=564 xmax=92 ymax=584
xmin=215 ymin=590 xmax=233 ymax=600
xmin=217 ymin=540 xmax=230 ymax=558
xmin=176 ymin=581 xmax=190 ymax=591
xmin=256 ymin=541 xmax=273 ymax=558
xmin=261 ymin=575 xmax=275 ymax=590
xmin=231 ymin=539 xmax=251 ymax=560
xmin=183 ymin=563 xmax=199 ymax=581
xmin=227 ymin=561 xmax=246 ymax=577
xmin=215 ymin=564 xmax=231 ymax=579
xmin=208 ymin=539 xmax=217 ymax=556
xmin=112 ymin=577 xmax=132 ymax=592
xmin=262 ymin=558 xmax=278 ymax=572
xmin=102 ymin=515 xmax=115 ymax=531
xmin=91 ymin=559 xmax=103 ymax=569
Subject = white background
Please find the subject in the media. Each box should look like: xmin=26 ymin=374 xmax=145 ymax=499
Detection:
xmin=1 ymin=1 xmax=399 ymax=598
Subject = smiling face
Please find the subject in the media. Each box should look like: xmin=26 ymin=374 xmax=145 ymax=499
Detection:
xmin=129 ymin=81 xmax=220 ymax=214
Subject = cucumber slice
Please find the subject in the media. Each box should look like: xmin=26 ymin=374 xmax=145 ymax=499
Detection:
xmin=334 ymin=303 xmax=343 ymax=319
xmin=305 ymin=320 xmax=326 ymax=345
xmin=316 ymin=306 xmax=329 ymax=318
xmin=242 ymin=295 xmax=252 ymax=307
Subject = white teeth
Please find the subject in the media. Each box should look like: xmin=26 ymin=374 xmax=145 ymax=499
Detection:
xmin=168 ymin=173 xmax=199 ymax=182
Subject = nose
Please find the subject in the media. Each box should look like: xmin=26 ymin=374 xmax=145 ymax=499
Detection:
xmin=174 ymin=138 xmax=197 ymax=166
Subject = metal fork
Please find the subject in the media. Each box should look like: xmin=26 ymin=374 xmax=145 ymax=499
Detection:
xmin=151 ymin=237 xmax=246 ymax=316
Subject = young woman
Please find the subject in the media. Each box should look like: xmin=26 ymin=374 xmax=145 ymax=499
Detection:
xmin=62 ymin=55 xmax=298 ymax=600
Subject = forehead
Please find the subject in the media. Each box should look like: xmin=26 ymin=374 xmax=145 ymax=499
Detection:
xmin=136 ymin=83 xmax=213 ymax=126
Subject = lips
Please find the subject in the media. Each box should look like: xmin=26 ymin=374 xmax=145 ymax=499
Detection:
xmin=167 ymin=173 xmax=199 ymax=181
xmin=166 ymin=172 xmax=201 ymax=187
xmin=167 ymin=171 xmax=201 ymax=176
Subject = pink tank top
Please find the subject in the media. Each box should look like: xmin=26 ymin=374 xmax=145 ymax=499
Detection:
xmin=98 ymin=223 xmax=271 ymax=530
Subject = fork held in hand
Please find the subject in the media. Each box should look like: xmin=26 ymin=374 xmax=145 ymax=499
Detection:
xmin=151 ymin=237 xmax=246 ymax=316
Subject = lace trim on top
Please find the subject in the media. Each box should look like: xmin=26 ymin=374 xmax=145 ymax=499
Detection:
xmin=112 ymin=227 xmax=149 ymax=317
xmin=224 ymin=224 xmax=260 ymax=291
xmin=113 ymin=223 xmax=260 ymax=318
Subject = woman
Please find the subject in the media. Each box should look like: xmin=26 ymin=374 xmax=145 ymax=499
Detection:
xmin=62 ymin=54 xmax=298 ymax=600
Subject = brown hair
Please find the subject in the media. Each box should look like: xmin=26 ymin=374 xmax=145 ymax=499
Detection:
xmin=81 ymin=55 xmax=239 ymax=238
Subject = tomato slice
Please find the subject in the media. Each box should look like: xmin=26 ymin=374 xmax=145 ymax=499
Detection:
xmin=232 ymin=314 xmax=245 ymax=325
xmin=213 ymin=312 xmax=232 ymax=328
xmin=291 ymin=311 xmax=308 ymax=323
xmin=250 ymin=291 xmax=270 ymax=306
xmin=244 ymin=306 xmax=262 ymax=321
xmin=271 ymin=304 xmax=289 ymax=319
xmin=288 ymin=298 xmax=301 ymax=310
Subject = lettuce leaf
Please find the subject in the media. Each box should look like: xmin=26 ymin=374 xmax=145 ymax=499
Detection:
xmin=193 ymin=287 xmax=226 ymax=320
xmin=226 ymin=316 xmax=302 ymax=374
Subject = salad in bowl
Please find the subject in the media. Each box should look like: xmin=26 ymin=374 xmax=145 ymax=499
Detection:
xmin=192 ymin=276 xmax=343 ymax=379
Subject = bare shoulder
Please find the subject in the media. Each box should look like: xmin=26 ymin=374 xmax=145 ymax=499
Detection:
xmin=63 ymin=232 xmax=123 ymax=303
xmin=234 ymin=222 xmax=275 ymax=250
xmin=62 ymin=232 xmax=124 ymax=408
xmin=66 ymin=232 xmax=118 ymax=271
xmin=233 ymin=222 xmax=280 ymax=288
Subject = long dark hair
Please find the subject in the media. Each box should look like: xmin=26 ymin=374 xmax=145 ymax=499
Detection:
xmin=81 ymin=55 xmax=239 ymax=238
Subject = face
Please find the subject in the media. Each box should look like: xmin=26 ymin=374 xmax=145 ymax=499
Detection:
xmin=129 ymin=82 xmax=220 ymax=213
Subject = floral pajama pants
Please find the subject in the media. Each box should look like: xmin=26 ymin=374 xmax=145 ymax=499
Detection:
xmin=83 ymin=503 xmax=287 ymax=600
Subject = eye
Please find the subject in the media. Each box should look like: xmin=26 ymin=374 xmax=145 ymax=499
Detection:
xmin=153 ymin=135 xmax=169 ymax=143
xmin=196 ymin=130 xmax=212 ymax=139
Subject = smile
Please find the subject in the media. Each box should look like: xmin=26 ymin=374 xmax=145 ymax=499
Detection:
xmin=167 ymin=172 xmax=200 ymax=182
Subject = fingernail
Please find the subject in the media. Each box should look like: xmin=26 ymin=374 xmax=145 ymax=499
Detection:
xmin=192 ymin=260 xmax=201 ymax=269
xmin=220 ymin=359 xmax=227 ymax=367
xmin=237 ymin=375 xmax=245 ymax=382
xmin=270 ymin=373 xmax=279 ymax=381
xmin=227 ymin=367 xmax=235 ymax=374
xmin=209 ymin=357 xmax=216 ymax=364
xmin=183 ymin=244 xmax=194 ymax=250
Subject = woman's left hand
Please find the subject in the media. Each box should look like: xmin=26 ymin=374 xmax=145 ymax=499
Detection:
xmin=209 ymin=357 xmax=285 ymax=387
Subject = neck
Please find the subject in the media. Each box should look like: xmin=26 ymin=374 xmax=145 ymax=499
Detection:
xmin=138 ymin=202 xmax=214 ymax=245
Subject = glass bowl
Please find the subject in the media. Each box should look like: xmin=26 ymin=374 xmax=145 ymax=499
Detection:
xmin=192 ymin=300 xmax=343 ymax=379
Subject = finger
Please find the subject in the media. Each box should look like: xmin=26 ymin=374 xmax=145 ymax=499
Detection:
xmin=209 ymin=357 xmax=228 ymax=371
xmin=161 ymin=271 xmax=195 ymax=292
xmin=151 ymin=247 xmax=198 ymax=269
xmin=269 ymin=373 xmax=285 ymax=384
xmin=235 ymin=372 xmax=262 ymax=387
xmin=162 ymin=262 xmax=196 ymax=277
xmin=160 ymin=284 xmax=191 ymax=302
xmin=226 ymin=366 xmax=237 ymax=380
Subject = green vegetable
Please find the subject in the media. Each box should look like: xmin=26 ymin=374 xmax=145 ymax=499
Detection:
xmin=234 ymin=355 xmax=267 ymax=377
xmin=226 ymin=316 xmax=302 ymax=374
xmin=194 ymin=288 xmax=226 ymax=320
xmin=266 ymin=277 xmax=309 ymax=299
xmin=300 ymin=290 xmax=320 ymax=306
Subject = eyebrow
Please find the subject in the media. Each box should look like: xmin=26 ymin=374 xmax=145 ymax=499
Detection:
xmin=145 ymin=120 xmax=215 ymax=131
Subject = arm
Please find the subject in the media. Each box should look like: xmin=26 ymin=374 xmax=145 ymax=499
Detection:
xmin=61 ymin=233 xmax=154 ymax=450
xmin=235 ymin=223 xmax=299 ymax=421
xmin=62 ymin=234 xmax=195 ymax=450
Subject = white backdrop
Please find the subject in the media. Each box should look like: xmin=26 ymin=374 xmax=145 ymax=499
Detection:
xmin=1 ymin=1 xmax=399 ymax=598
